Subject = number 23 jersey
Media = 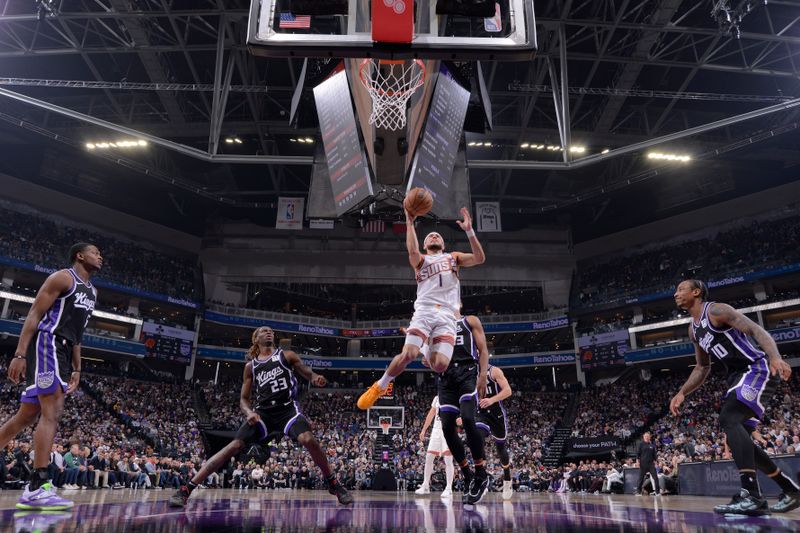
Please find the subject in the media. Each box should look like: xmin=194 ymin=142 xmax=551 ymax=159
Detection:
xmin=251 ymin=348 xmax=299 ymax=411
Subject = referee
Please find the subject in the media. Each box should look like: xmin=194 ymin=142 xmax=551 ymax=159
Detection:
xmin=636 ymin=432 xmax=660 ymax=495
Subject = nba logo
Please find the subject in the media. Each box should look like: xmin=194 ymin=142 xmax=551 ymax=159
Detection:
xmin=484 ymin=3 xmax=502 ymax=33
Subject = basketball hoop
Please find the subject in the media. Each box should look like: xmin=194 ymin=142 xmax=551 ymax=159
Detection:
xmin=359 ymin=59 xmax=426 ymax=131
xmin=379 ymin=417 xmax=392 ymax=436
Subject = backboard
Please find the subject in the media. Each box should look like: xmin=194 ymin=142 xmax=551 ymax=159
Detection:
xmin=248 ymin=0 xmax=536 ymax=60
xmin=366 ymin=406 xmax=405 ymax=429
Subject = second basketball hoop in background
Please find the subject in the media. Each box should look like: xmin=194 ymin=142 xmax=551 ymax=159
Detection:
xmin=359 ymin=59 xmax=426 ymax=131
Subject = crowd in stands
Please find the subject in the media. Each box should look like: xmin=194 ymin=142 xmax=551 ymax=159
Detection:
xmin=0 ymin=205 xmax=199 ymax=301
xmin=199 ymin=376 xmax=570 ymax=492
xmin=2 ymin=347 xmax=798 ymax=497
xmin=575 ymin=212 xmax=800 ymax=309
xmin=572 ymin=373 xmax=687 ymax=440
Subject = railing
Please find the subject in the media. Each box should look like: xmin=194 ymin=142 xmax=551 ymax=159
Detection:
xmin=205 ymin=303 xmax=568 ymax=329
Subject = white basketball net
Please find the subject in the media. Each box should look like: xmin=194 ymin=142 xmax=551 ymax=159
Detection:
xmin=359 ymin=59 xmax=426 ymax=131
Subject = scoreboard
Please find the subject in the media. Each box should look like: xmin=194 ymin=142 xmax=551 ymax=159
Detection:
xmin=313 ymin=68 xmax=374 ymax=217
xmin=578 ymin=330 xmax=629 ymax=370
xmin=406 ymin=63 xmax=471 ymax=220
xmin=141 ymin=322 xmax=195 ymax=364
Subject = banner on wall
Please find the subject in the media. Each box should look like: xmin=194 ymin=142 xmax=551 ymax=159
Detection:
xmin=565 ymin=435 xmax=621 ymax=456
xmin=276 ymin=197 xmax=305 ymax=230
xmin=475 ymin=202 xmax=502 ymax=232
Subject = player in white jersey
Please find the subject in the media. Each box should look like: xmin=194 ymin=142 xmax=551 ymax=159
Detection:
xmin=358 ymin=206 xmax=486 ymax=409
xmin=416 ymin=394 xmax=455 ymax=499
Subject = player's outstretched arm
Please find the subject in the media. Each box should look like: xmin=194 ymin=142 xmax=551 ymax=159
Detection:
xmin=405 ymin=208 xmax=423 ymax=269
xmin=669 ymin=326 xmax=711 ymax=415
xmin=240 ymin=361 xmax=260 ymax=426
xmin=420 ymin=407 xmax=435 ymax=441
xmin=708 ymin=302 xmax=791 ymax=380
xmin=8 ymin=270 xmax=72 ymax=385
xmin=467 ymin=315 xmax=490 ymax=399
xmin=453 ymin=207 xmax=485 ymax=268
xmin=479 ymin=366 xmax=512 ymax=409
xmin=284 ymin=350 xmax=327 ymax=387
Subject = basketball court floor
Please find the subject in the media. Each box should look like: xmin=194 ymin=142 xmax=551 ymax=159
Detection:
xmin=2 ymin=489 xmax=799 ymax=532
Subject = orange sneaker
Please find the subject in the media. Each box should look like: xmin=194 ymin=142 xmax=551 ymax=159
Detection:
xmin=357 ymin=381 xmax=387 ymax=410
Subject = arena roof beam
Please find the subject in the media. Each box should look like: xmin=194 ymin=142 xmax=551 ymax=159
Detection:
xmin=108 ymin=0 xmax=186 ymax=125
xmin=592 ymin=0 xmax=684 ymax=134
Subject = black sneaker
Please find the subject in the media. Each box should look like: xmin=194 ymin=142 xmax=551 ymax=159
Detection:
xmin=465 ymin=473 xmax=490 ymax=507
xmin=461 ymin=473 xmax=474 ymax=504
xmin=770 ymin=492 xmax=800 ymax=513
xmin=169 ymin=485 xmax=191 ymax=508
xmin=713 ymin=489 xmax=769 ymax=516
xmin=328 ymin=482 xmax=353 ymax=505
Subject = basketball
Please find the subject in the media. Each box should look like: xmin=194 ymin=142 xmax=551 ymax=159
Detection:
xmin=404 ymin=187 xmax=433 ymax=217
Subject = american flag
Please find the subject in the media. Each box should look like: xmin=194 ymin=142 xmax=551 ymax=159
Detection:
xmin=279 ymin=12 xmax=311 ymax=29
xmin=362 ymin=220 xmax=386 ymax=233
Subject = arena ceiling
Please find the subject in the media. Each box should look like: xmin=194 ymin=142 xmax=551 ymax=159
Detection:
xmin=0 ymin=0 xmax=798 ymax=240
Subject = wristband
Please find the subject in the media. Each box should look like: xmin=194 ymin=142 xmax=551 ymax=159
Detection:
xmin=465 ymin=229 xmax=476 ymax=238
xmin=13 ymin=354 xmax=25 ymax=360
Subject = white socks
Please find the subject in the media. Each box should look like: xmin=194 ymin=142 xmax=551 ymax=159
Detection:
xmin=377 ymin=372 xmax=394 ymax=389
xmin=422 ymin=453 xmax=435 ymax=487
xmin=444 ymin=455 xmax=454 ymax=489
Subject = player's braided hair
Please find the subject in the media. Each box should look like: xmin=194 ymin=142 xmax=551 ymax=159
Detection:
xmin=687 ymin=279 xmax=709 ymax=301
xmin=247 ymin=327 xmax=265 ymax=361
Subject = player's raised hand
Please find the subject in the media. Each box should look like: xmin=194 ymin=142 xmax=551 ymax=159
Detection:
xmin=455 ymin=207 xmax=472 ymax=232
xmin=312 ymin=373 xmax=327 ymax=387
xmin=770 ymin=357 xmax=792 ymax=381
xmin=669 ymin=392 xmax=685 ymax=416
xmin=405 ymin=208 xmax=417 ymax=224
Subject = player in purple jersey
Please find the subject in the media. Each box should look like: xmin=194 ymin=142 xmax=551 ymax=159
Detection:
xmin=1 ymin=243 xmax=101 ymax=511
xmin=670 ymin=279 xmax=799 ymax=516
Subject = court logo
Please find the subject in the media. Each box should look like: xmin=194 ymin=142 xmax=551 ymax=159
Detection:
xmin=741 ymin=384 xmax=758 ymax=402
xmin=383 ymin=0 xmax=406 ymax=14
xmin=37 ymin=371 xmax=55 ymax=389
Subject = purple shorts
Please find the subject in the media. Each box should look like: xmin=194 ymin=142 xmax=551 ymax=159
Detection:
xmin=725 ymin=358 xmax=778 ymax=429
xmin=21 ymin=331 xmax=71 ymax=404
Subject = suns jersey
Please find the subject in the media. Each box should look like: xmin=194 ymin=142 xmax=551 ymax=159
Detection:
xmin=431 ymin=395 xmax=443 ymax=430
xmin=414 ymin=253 xmax=460 ymax=313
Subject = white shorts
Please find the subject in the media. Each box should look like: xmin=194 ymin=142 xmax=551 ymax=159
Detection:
xmin=427 ymin=427 xmax=450 ymax=454
xmin=406 ymin=306 xmax=456 ymax=359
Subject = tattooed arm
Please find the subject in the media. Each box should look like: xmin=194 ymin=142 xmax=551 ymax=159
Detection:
xmin=708 ymin=302 xmax=791 ymax=381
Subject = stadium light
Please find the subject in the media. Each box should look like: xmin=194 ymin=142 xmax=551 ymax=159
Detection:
xmin=86 ymin=139 xmax=147 ymax=150
xmin=647 ymin=152 xmax=692 ymax=162
xmin=569 ymin=146 xmax=586 ymax=154
xmin=601 ymin=149 xmax=610 ymax=154
xmin=0 ymin=290 xmax=142 ymax=325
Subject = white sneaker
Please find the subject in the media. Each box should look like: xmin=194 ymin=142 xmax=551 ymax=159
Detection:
xmin=415 ymin=485 xmax=430 ymax=495
xmin=441 ymin=487 xmax=453 ymax=499
xmin=502 ymin=480 xmax=513 ymax=500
